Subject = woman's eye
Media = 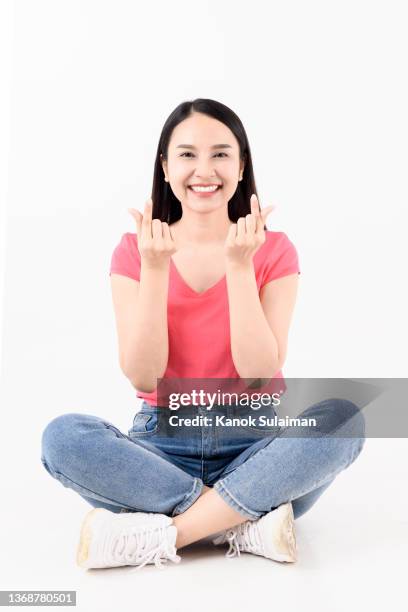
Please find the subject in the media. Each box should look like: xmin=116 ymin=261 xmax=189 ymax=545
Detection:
xmin=180 ymin=152 xmax=227 ymax=158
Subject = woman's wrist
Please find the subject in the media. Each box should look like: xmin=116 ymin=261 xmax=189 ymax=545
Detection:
xmin=140 ymin=256 xmax=171 ymax=273
xmin=225 ymin=257 xmax=254 ymax=272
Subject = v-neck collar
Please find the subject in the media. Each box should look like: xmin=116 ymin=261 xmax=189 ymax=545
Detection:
xmin=170 ymin=257 xmax=226 ymax=298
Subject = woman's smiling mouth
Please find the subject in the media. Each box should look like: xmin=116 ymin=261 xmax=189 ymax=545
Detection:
xmin=188 ymin=184 xmax=222 ymax=197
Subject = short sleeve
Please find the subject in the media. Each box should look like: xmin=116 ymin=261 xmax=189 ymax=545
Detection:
xmin=261 ymin=232 xmax=301 ymax=286
xmin=109 ymin=232 xmax=141 ymax=281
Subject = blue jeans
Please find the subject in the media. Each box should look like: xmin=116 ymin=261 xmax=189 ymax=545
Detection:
xmin=40 ymin=398 xmax=365 ymax=521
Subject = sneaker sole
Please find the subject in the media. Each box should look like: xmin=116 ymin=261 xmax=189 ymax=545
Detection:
xmin=76 ymin=508 xmax=107 ymax=568
xmin=272 ymin=502 xmax=297 ymax=562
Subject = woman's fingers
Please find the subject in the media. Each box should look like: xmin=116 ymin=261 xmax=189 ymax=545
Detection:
xmin=249 ymin=194 xmax=264 ymax=234
xmin=152 ymin=218 xmax=164 ymax=240
xmin=236 ymin=216 xmax=247 ymax=242
xmin=128 ymin=197 xmax=155 ymax=240
xmin=260 ymin=204 xmax=275 ymax=225
xmin=127 ymin=207 xmax=142 ymax=237
xmin=162 ymin=222 xmax=176 ymax=248
xmin=245 ymin=212 xmax=256 ymax=234
xmin=141 ymin=198 xmax=153 ymax=239
xmin=250 ymin=194 xmax=275 ymax=232
xmin=126 ymin=198 xmax=178 ymax=265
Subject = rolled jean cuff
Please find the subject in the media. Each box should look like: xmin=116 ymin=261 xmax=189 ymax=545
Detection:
xmin=213 ymin=480 xmax=262 ymax=520
xmin=171 ymin=477 xmax=204 ymax=516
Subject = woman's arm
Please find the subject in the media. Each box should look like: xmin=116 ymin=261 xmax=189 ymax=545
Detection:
xmin=225 ymin=260 xmax=280 ymax=381
xmin=116 ymin=261 xmax=170 ymax=394
xmin=124 ymin=259 xmax=169 ymax=393
xmin=112 ymin=198 xmax=177 ymax=394
xmin=224 ymin=195 xmax=299 ymax=384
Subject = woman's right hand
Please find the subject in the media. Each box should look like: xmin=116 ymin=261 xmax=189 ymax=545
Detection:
xmin=128 ymin=198 xmax=178 ymax=268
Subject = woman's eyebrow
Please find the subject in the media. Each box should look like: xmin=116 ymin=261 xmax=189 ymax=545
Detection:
xmin=176 ymin=144 xmax=233 ymax=150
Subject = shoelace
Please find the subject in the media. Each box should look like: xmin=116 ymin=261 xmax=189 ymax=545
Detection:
xmin=225 ymin=521 xmax=262 ymax=559
xmin=103 ymin=524 xmax=181 ymax=570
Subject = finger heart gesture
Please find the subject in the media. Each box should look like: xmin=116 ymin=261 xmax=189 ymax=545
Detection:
xmin=224 ymin=194 xmax=275 ymax=265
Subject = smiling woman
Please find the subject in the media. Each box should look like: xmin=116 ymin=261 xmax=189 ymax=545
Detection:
xmin=42 ymin=98 xmax=364 ymax=572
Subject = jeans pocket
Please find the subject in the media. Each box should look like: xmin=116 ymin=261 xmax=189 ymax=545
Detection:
xmin=128 ymin=411 xmax=159 ymax=437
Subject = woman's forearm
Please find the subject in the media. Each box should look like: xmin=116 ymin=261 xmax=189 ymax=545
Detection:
xmin=225 ymin=261 xmax=280 ymax=381
xmin=123 ymin=260 xmax=170 ymax=393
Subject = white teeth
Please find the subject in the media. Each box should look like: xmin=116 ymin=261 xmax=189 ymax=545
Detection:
xmin=190 ymin=185 xmax=219 ymax=192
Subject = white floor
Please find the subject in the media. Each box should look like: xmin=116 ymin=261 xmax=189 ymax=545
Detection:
xmin=2 ymin=438 xmax=407 ymax=612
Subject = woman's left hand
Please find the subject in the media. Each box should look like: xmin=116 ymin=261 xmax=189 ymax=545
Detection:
xmin=224 ymin=194 xmax=275 ymax=265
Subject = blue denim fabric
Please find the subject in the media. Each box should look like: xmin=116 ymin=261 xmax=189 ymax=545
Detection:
xmin=40 ymin=398 xmax=365 ymax=521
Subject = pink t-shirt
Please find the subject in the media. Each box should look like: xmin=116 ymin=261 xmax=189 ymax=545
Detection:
xmin=109 ymin=230 xmax=301 ymax=406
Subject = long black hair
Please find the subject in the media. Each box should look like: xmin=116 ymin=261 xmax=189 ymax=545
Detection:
xmin=151 ymin=98 xmax=266 ymax=230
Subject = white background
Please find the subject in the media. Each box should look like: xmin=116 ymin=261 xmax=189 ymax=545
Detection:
xmin=0 ymin=1 xmax=407 ymax=610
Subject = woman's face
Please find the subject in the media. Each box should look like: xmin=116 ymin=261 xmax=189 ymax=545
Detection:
xmin=161 ymin=112 xmax=245 ymax=215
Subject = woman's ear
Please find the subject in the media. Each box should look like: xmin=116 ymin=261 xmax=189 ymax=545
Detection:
xmin=161 ymin=154 xmax=167 ymax=178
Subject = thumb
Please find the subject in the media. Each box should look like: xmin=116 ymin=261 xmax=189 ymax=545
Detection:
xmin=260 ymin=204 xmax=276 ymax=222
xmin=128 ymin=208 xmax=142 ymax=236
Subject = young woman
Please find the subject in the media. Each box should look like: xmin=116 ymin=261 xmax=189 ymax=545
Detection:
xmin=40 ymin=98 xmax=366 ymax=571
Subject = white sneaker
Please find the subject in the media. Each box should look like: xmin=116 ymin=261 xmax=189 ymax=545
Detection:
xmin=212 ymin=502 xmax=297 ymax=563
xmin=76 ymin=508 xmax=181 ymax=570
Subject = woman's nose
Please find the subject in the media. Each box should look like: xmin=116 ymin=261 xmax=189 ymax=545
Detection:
xmin=193 ymin=161 xmax=218 ymax=178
